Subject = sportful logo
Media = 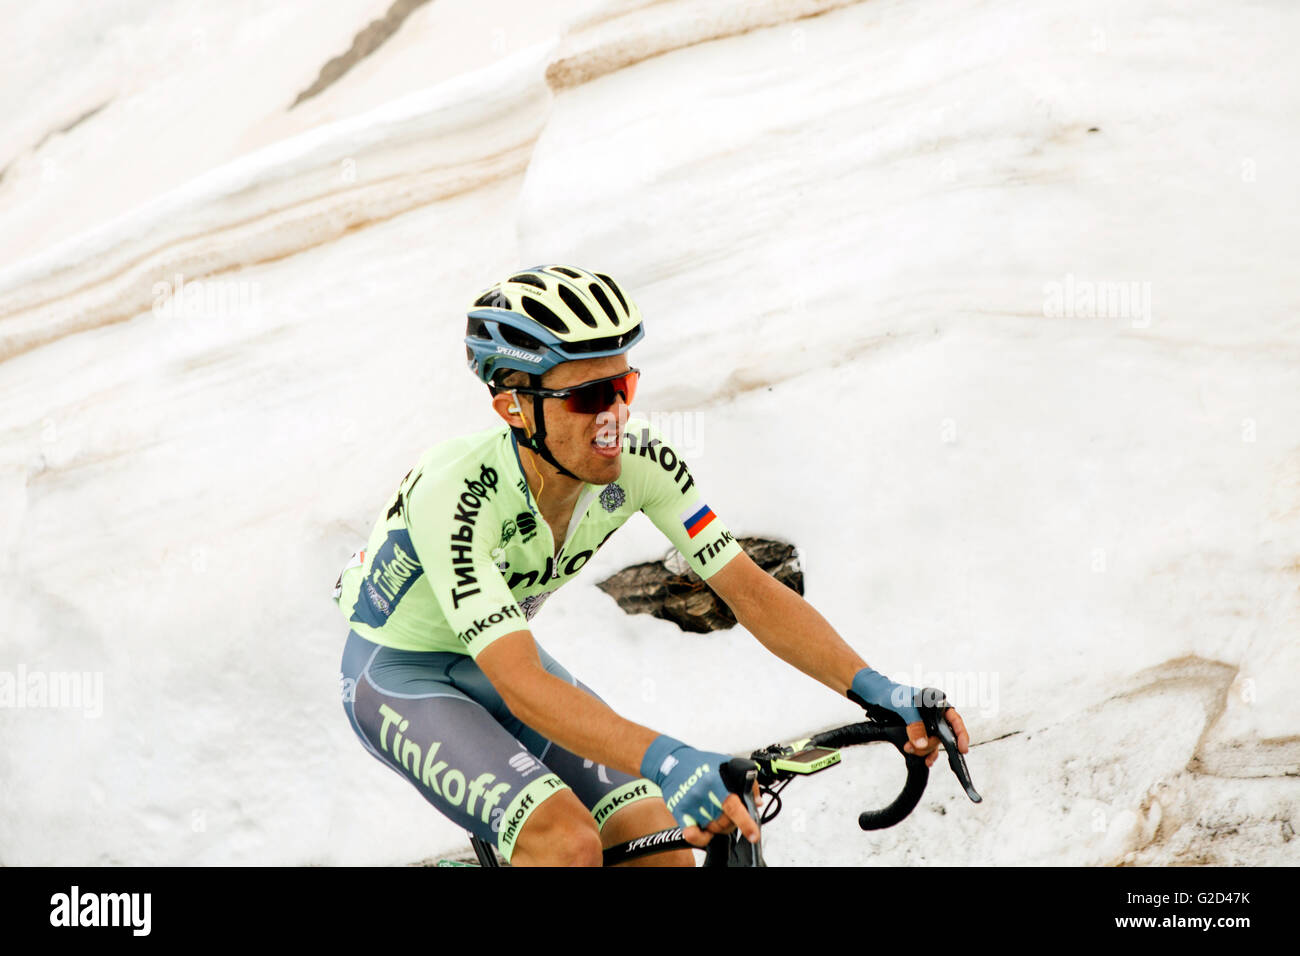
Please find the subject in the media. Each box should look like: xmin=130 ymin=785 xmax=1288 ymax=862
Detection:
xmin=679 ymin=502 xmax=716 ymax=539
xmin=624 ymin=428 xmax=695 ymax=495
xmin=508 ymin=752 xmax=544 ymax=777
xmin=447 ymin=464 xmax=501 ymax=609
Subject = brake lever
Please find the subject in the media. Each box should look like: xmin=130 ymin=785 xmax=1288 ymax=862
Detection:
xmin=921 ymin=690 xmax=982 ymax=804
xmin=704 ymin=759 xmax=765 ymax=867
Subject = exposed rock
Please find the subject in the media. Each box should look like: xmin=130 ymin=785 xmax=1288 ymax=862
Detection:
xmin=292 ymin=0 xmax=433 ymax=108
xmin=597 ymin=537 xmax=802 ymax=633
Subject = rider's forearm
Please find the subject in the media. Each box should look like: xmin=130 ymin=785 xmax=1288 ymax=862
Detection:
xmin=728 ymin=569 xmax=868 ymax=695
xmin=496 ymin=666 xmax=661 ymax=779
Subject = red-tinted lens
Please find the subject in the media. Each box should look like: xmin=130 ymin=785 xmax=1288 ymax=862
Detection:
xmin=564 ymin=370 xmax=639 ymax=413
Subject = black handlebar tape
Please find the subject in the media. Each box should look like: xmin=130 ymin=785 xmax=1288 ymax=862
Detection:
xmin=810 ymin=721 xmax=905 ymax=748
xmin=809 ymin=721 xmax=931 ymax=830
xmin=858 ymin=754 xmax=929 ymax=830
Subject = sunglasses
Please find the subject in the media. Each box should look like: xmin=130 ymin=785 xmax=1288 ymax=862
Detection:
xmin=512 ymin=368 xmax=640 ymax=414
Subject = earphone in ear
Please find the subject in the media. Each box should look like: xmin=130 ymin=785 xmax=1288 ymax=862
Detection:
xmin=509 ymin=391 xmax=533 ymax=437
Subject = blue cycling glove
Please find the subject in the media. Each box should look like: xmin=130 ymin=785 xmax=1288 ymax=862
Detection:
xmin=640 ymin=735 xmax=734 ymax=830
xmin=848 ymin=667 xmax=929 ymax=746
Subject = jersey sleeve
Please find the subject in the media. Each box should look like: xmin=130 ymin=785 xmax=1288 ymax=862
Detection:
xmin=405 ymin=455 xmax=530 ymax=658
xmin=624 ymin=420 xmax=744 ymax=580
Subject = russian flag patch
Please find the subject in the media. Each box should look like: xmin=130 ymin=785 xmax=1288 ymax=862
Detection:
xmin=679 ymin=502 xmax=717 ymax=539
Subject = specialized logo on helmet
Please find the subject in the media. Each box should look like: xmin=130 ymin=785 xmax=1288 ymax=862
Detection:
xmin=599 ymin=483 xmax=626 ymax=513
xmin=494 ymin=346 xmax=541 ymax=363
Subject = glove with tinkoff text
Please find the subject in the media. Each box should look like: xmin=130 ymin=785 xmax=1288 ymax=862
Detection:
xmin=640 ymin=735 xmax=736 ymax=830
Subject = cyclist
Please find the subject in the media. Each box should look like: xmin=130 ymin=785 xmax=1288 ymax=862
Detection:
xmin=335 ymin=264 xmax=970 ymax=866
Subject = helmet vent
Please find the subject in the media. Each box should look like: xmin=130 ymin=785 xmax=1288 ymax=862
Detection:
xmin=522 ymin=296 xmax=570 ymax=334
xmin=588 ymin=283 xmax=620 ymax=326
xmin=563 ymin=328 xmax=640 ymax=355
xmin=509 ymin=273 xmax=547 ymax=290
xmin=596 ymin=274 xmax=628 ymax=313
xmin=466 ymin=317 xmax=493 ymax=340
xmin=558 ymin=285 xmax=598 ymax=328
xmin=550 ymin=266 xmax=582 ymax=278
xmin=499 ymin=325 xmax=543 ymax=351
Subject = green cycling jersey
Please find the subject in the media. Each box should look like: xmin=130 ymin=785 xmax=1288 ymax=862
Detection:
xmin=334 ymin=417 xmax=743 ymax=656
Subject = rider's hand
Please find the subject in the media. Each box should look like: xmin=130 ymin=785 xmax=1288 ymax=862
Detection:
xmin=640 ymin=735 xmax=760 ymax=846
xmin=681 ymin=780 xmax=763 ymax=847
xmin=680 ymin=790 xmax=762 ymax=847
xmin=903 ymin=707 xmax=970 ymax=767
xmin=848 ymin=667 xmax=970 ymax=767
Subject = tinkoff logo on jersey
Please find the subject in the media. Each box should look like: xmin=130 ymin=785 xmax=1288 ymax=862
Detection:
xmin=680 ymin=502 xmax=717 ymax=539
xmin=351 ymin=530 xmax=423 ymax=628
xmin=456 ymin=603 xmax=523 ymax=646
xmin=447 ymin=463 xmax=501 ymax=609
xmin=693 ymin=529 xmax=735 ymax=565
xmin=624 ymin=427 xmax=695 ymax=495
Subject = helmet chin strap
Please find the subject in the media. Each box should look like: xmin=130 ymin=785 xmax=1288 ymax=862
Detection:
xmin=511 ymin=389 xmax=581 ymax=482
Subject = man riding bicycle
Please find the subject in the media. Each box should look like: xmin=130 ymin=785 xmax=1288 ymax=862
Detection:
xmin=334 ymin=264 xmax=970 ymax=866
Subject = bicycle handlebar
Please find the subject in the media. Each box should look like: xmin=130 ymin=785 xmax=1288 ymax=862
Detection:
xmin=806 ymin=722 xmax=925 ymax=828
xmin=806 ymin=688 xmax=982 ymax=829
xmin=599 ymin=690 xmax=981 ymax=865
